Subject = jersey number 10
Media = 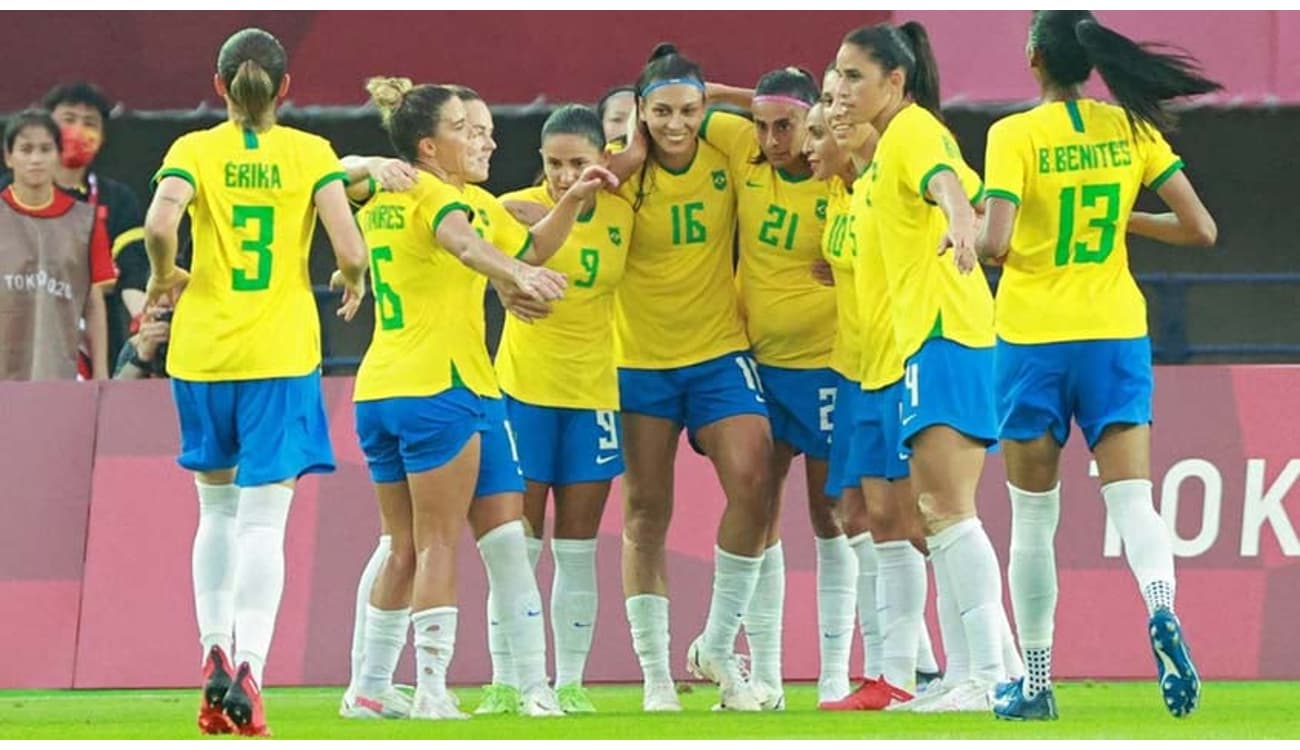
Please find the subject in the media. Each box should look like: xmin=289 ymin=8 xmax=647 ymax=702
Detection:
xmin=1055 ymin=182 xmax=1120 ymax=267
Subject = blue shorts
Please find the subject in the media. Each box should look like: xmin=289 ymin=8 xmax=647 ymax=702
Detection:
xmin=825 ymin=372 xmax=864 ymax=497
xmin=504 ymin=395 xmax=624 ymax=485
xmin=996 ymin=336 xmax=1153 ymax=449
xmin=849 ymin=378 xmax=910 ymax=481
xmin=477 ymin=397 xmax=527 ymax=498
xmin=900 ymin=338 xmax=998 ymax=450
xmin=355 ymin=388 xmax=484 ymax=483
xmin=172 ymin=370 xmax=335 ymax=487
xmin=757 ymin=365 xmax=836 ymax=460
xmin=619 ymin=351 xmax=769 ymax=443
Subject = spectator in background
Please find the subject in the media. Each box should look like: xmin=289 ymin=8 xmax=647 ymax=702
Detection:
xmin=113 ymin=307 xmax=171 ymax=379
xmin=0 ymin=82 xmax=149 ymax=366
xmin=0 ymin=110 xmax=115 ymax=380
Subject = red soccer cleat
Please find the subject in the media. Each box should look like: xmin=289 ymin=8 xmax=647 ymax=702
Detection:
xmin=818 ymin=676 xmax=914 ymax=711
xmin=197 ymin=645 xmax=234 ymax=734
xmin=222 ymin=661 xmax=272 ymax=737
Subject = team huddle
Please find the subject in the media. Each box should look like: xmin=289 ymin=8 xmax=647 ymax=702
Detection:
xmin=130 ymin=10 xmax=1221 ymax=736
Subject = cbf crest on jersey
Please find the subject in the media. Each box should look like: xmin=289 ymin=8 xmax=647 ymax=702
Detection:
xmin=712 ymin=169 xmax=728 ymax=191
xmin=815 ymin=198 xmax=828 ymax=221
xmin=608 ymin=226 xmax=622 ymax=247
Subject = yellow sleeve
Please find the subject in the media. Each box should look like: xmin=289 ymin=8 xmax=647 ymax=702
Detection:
xmin=419 ymin=182 xmax=473 ymax=239
xmin=698 ymin=110 xmax=755 ymax=162
xmin=154 ymin=134 xmax=200 ymax=195
xmin=983 ymin=118 xmax=1026 ymax=206
xmin=899 ymin=117 xmax=975 ymax=205
xmin=485 ymin=193 xmax=533 ymax=259
xmin=307 ymin=136 xmax=349 ymax=196
xmin=1139 ymin=129 xmax=1184 ymax=190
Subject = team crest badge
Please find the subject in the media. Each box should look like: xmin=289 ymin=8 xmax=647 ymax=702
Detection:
xmin=609 ymin=227 xmax=622 ymax=246
xmin=815 ymin=198 xmax=828 ymax=221
xmin=711 ymin=169 xmax=728 ymax=190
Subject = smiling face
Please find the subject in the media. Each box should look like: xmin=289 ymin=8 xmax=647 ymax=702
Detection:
xmin=420 ymin=95 xmax=472 ymax=178
xmin=601 ymin=90 xmax=636 ymax=143
xmin=463 ymin=98 xmax=496 ymax=184
xmin=639 ymin=82 xmax=705 ymax=161
xmin=801 ymin=103 xmax=846 ymax=182
xmin=752 ymin=98 xmax=808 ymax=171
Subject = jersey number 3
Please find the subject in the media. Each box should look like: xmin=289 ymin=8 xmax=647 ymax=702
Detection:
xmin=231 ymin=205 xmax=274 ymax=291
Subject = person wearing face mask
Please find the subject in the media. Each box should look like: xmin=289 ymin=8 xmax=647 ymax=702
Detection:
xmin=0 ymin=109 xmax=115 ymax=381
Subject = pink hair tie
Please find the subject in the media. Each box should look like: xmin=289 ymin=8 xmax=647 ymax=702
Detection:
xmin=752 ymin=95 xmax=812 ymax=109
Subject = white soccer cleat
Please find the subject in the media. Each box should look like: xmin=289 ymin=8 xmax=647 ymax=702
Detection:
xmin=818 ymin=676 xmax=852 ymax=705
xmin=409 ymin=689 xmax=470 ymax=720
xmin=519 ymin=686 xmax=565 ymax=717
xmin=686 ymin=636 xmax=761 ymax=712
xmin=339 ymin=684 xmax=415 ymax=719
xmin=908 ymin=678 xmax=995 ymax=713
xmin=642 ymin=681 xmax=683 ymax=712
xmin=753 ymin=680 xmax=786 ymax=711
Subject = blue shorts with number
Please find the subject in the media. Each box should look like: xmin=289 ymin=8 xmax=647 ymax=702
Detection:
xmin=849 ymin=378 xmax=910 ymax=481
xmin=477 ymin=396 xmax=527 ymax=498
xmin=355 ymin=388 xmax=484 ymax=483
xmin=996 ymin=336 xmax=1153 ymax=449
xmin=504 ymin=394 xmax=624 ymax=485
xmin=173 ymin=370 xmax=335 ymax=487
xmin=900 ymin=338 xmax=998 ymax=450
xmin=825 ymin=372 xmax=865 ymax=496
xmin=618 ymin=350 xmax=769 ymax=444
xmin=756 ymin=365 xmax=836 ymax=461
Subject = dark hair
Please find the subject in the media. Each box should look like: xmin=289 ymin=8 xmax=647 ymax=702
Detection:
xmin=542 ymin=104 xmax=606 ymax=152
xmin=842 ymin=21 xmax=942 ymax=120
xmin=596 ymin=85 xmax=636 ymax=120
xmin=4 ymin=109 xmax=62 ymax=153
xmin=447 ymin=84 xmax=483 ymax=104
xmin=40 ymin=81 xmax=112 ymax=122
xmin=632 ymin=43 xmax=706 ymax=210
xmin=1031 ymin=10 xmax=1222 ymax=133
xmin=366 ymin=77 xmax=459 ymax=163
xmin=217 ymin=27 xmax=287 ymax=130
xmin=749 ymin=66 xmax=820 ymax=165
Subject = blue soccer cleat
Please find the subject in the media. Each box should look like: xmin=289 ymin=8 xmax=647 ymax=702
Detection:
xmin=1149 ymin=608 xmax=1201 ymax=718
xmin=992 ymin=677 xmax=1059 ymax=721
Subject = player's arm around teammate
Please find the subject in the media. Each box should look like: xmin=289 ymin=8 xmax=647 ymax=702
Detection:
xmin=975 ymin=11 xmax=1219 ymax=721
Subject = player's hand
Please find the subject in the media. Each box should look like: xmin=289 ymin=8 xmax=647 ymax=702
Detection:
xmin=134 ymin=315 xmax=171 ymax=362
xmin=145 ymin=267 xmax=190 ymax=308
xmin=330 ymin=269 xmax=367 ymax=322
xmin=370 ymin=158 xmax=418 ymax=193
xmin=503 ymin=200 xmax=550 ymax=228
xmin=511 ymin=262 xmax=566 ymax=303
xmin=565 ymin=165 xmax=620 ymax=203
xmin=811 ymin=259 xmax=835 ymax=287
xmin=938 ymin=217 xmax=978 ymax=275
xmin=492 ymin=279 xmax=553 ymax=323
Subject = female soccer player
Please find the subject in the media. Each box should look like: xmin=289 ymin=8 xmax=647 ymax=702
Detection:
xmin=597 ymin=85 xmax=638 ymax=146
xmin=700 ymin=67 xmax=843 ymax=709
xmin=143 ymin=27 xmax=369 ymax=736
xmin=616 ymin=43 xmax=773 ymax=712
xmin=977 ymin=10 xmax=1218 ymax=720
xmin=829 ymin=22 xmax=1008 ymax=711
xmin=494 ymin=104 xmax=636 ymax=714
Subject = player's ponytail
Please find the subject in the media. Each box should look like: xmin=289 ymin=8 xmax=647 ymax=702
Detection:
xmin=366 ymin=76 xmax=457 ymax=164
xmin=1031 ymin=11 xmax=1222 ymax=134
xmin=217 ymin=28 xmax=287 ymax=132
xmin=843 ymin=22 xmax=944 ymax=122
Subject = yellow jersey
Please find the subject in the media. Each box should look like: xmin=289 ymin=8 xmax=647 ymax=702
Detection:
xmin=494 ymin=184 xmax=634 ymax=410
xmin=615 ymin=138 xmax=746 ymax=369
xmin=821 ymin=177 xmax=859 ymax=379
xmin=353 ymin=172 xmax=530 ymax=402
xmin=984 ymin=98 xmax=1183 ymax=344
xmin=849 ymin=164 xmax=907 ymax=389
xmin=700 ymin=110 xmax=836 ymax=369
xmin=869 ymin=104 xmax=993 ymax=361
xmin=153 ymin=121 xmax=346 ymax=381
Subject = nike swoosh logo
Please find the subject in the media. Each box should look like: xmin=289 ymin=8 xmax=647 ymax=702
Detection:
xmin=1155 ymin=644 xmax=1181 ymax=679
xmin=745 ymin=180 xmax=762 ymax=188
xmin=573 ymin=622 xmax=592 ymax=628
xmin=525 ymin=609 xmax=542 ymax=617
xmin=822 ymin=632 xmax=841 ymax=639
xmin=901 ymin=414 xmax=917 ymax=426
xmin=596 ymin=454 xmax=619 ymax=465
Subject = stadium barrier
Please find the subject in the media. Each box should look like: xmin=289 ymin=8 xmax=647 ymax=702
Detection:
xmin=1 ymin=366 xmax=1297 ymax=690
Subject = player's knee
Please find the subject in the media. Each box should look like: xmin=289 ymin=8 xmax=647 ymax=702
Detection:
xmin=384 ymin=543 xmax=417 ymax=586
xmin=623 ymin=509 xmax=670 ymax=546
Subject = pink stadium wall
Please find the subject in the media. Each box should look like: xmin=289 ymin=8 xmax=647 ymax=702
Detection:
xmin=2 ymin=11 xmax=1296 ymax=111
xmin=1 ymin=367 xmax=1298 ymax=690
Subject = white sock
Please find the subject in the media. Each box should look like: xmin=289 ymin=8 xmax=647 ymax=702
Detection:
xmin=348 ymin=535 xmax=391 ymax=691
xmin=1001 ymin=608 xmax=1025 ymax=681
xmin=929 ymin=518 xmax=1005 ymax=685
xmin=193 ymin=481 xmax=239 ymax=660
xmin=702 ymin=546 xmax=762 ymax=660
xmin=527 ymin=536 xmax=543 ymax=571
xmin=411 ymin=607 xmax=457 ymax=695
xmin=551 ymin=537 xmax=598 ymax=688
xmin=487 ymin=535 xmax=542 ymax=688
xmin=743 ymin=541 xmax=785 ymax=689
xmin=232 ymin=483 xmax=294 ymax=686
xmin=478 ymin=521 xmax=548 ymax=693
xmin=935 ymin=556 xmax=969 ymax=685
xmin=875 ymin=540 xmax=926 ymax=691
xmin=626 ymin=594 xmax=671 ymax=685
xmin=814 ymin=535 xmax=856 ymax=689
xmin=848 ymin=532 xmax=883 ymax=678
xmin=1102 ymin=479 xmax=1177 ymax=615
xmin=358 ymin=605 xmax=409 ymax=697
xmin=1008 ymin=483 xmax=1060 ymax=696
xmin=916 ymin=618 xmax=940 ymax=675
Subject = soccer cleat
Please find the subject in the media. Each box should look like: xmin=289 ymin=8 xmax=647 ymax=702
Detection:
xmin=642 ymin=681 xmax=683 ymax=712
xmin=519 ymin=685 xmax=565 ymax=717
xmin=1149 ymin=607 xmax=1201 ymax=718
xmin=410 ymin=689 xmax=469 ymax=720
xmin=197 ymin=645 xmax=234 ymax=735
xmin=817 ymin=675 xmax=852 ymax=705
xmin=339 ymin=684 xmax=416 ymax=719
xmin=686 ymin=636 xmax=761 ymax=711
xmin=753 ymin=681 xmax=786 ymax=711
xmin=222 ymin=661 xmax=271 ymax=737
xmin=993 ymin=677 xmax=1059 ymax=721
xmin=819 ymin=676 xmax=913 ymax=711
xmin=909 ymin=678 xmax=995 ymax=713
xmin=992 ymin=679 xmax=1019 ymax=703
xmin=916 ymin=669 xmax=944 ymax=695
xmin=474 ymin=683 xmax=521 ymax=715
xmin=555 ymin=683 xmax=597 ymax=714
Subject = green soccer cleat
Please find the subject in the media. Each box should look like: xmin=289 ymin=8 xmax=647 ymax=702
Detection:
xmin=474 ymin=684 xmax=521 ymax=715
xmin=556 ymin=684 xmax=597 ymax=714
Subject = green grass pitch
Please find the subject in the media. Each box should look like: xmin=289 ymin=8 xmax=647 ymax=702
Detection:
xmin=2 ymin=682 xmax=1297 ymax=739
